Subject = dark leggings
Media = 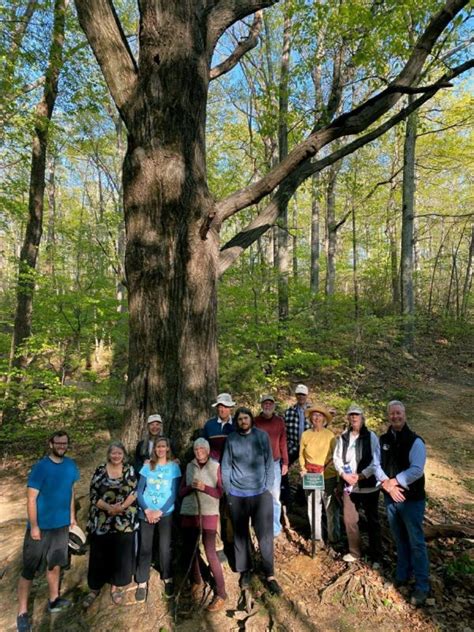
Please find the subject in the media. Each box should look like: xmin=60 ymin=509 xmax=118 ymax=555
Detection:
xmin=183 ymin=527 xmax=226 ymax=598
xmin=136 ymin=515 xmax=173 ymax=583
xmin=88 ymin=531 xmax=135 ymax=591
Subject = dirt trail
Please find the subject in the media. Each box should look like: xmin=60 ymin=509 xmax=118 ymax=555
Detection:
xmin=0 ymin=376 xmax=472 ymax=631
xmin=410 ymin=377 xmax=473 ymax=516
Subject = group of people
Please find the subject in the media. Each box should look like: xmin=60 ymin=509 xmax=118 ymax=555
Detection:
xmin=16 ymin=386 xmax=430 ymax=632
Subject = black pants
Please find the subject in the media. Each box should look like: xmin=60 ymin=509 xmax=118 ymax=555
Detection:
xmin=227 ymin=491 xmax=274 ymax=577
xmin=136 ymin=515 xmax=173 ymax=583
xmin=88 ymin=531 xmax=135 ymax=591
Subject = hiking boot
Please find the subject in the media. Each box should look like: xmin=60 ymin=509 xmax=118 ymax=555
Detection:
xmin=16 ymin=613 xmax=31 ymax=632
xmin=164 ymin=580 xmax=174 ymax=598
xmin=135 ymin=584 xmax=147 ymax=603
xmin=393 ymin=578 xmax=409 ymax=589
xmin=266 ymin=577 xmax=282 ymax=596
xmin=410 ymin=590 xmax=428 ymax=607
xmin=206 ymin=595 xmax=227 ymax=612
xmin=239 ymin=571 xmax=251 ymax=589
xmin=342 ymin=553 xmax=359 ymax=563
xmin=47 ymin=597 xmax=71 ymax=613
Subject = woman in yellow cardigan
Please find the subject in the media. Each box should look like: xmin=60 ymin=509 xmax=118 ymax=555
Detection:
xmin=299 ymin=402 xmax=340 ymax=544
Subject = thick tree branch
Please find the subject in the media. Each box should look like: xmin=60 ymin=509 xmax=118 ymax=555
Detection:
xmin=211 ymin=0 xmax=469 ymax=229
xmin=207 ymin=0 xmax=278 ymax=53
xmin=218 ymin=58 xmax=474 ymax=275
xmin=73 ymin=0 xmax=138 ymax=124
xmin=210 ymin=12 xmax=263 ymax=80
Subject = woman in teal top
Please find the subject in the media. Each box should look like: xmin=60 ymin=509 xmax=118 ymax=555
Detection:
xmin=135 ymin=437 xmax=181 ymax=602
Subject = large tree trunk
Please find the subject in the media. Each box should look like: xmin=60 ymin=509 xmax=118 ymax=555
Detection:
xmin=118 ymin=6 xmax=219 ymax=452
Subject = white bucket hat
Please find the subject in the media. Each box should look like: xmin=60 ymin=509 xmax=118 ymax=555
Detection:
xmin=212 ymin=392 xmax=235 ymax=407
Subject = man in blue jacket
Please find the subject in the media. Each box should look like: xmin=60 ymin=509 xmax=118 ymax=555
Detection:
xmin=222 ymin=407 xmax=282 ymax=596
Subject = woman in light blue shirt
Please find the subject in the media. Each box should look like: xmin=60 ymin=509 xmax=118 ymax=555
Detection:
xmin=135 ymin=437 xmax=181 ymax=602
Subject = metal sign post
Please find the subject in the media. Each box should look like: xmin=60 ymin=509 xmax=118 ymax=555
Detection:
xmin=303 ymin=473 xmax=325 ymax=559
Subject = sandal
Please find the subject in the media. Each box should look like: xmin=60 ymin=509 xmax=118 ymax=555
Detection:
xmin=111 ymin=588 xmax=124 ymax=605
xmin=83 ymin=591 xmax=99 ymax=609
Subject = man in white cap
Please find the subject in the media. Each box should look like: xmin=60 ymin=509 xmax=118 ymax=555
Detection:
xmin=254 ymin=395 xmax=288 ymax=537
xmin=284 ymin=385 xmax=311 ymax=466
xmin=202 ymin=393 xmax=236 ymax=462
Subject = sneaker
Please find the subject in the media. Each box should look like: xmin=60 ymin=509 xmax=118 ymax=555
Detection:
xmin=48 ymin=597 xmax=71 ymax=613
xmin=164 ymin=580 xmax=174 ymax=598
xmin=206 ymin=595 xmax=227 ymax=612
xmin=410 ymin=590 xmax=428 ymax=607
xmin=135 ymin=584 xmax=147 ymax=603
xmin=266 ymin=578 xmax=282 ymax=596
xmin=342 ymin=553 xmax=359 ymax=563
xmin=16 ymin=613 xmax=31 ymax=632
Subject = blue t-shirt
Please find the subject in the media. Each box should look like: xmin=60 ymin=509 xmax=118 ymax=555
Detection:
xmin=138 ymin=462 xmax=181 ymax=515
xmin=27 ymin=456 xmax=80 ymax=530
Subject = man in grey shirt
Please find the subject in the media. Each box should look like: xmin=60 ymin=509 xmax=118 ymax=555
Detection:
xmin=222 ymin=407 xmax=282 ymax=596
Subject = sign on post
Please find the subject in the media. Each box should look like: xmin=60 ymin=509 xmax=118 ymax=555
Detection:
xmin=302 ymin=473 xmax=324 ymax=490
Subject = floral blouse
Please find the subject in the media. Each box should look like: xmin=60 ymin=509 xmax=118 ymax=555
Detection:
xmin=87 ymin=463 xmax=138 ymax=535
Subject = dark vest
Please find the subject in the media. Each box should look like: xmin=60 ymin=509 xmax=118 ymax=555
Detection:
xmin=341 ymin=425 xmax=376 ymax=488
xmin=380 ymin=424 xmax=425 ymax=501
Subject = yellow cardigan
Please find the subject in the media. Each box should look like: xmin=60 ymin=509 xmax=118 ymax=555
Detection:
xmin=299 ymin=428 xmax=337 ymax=479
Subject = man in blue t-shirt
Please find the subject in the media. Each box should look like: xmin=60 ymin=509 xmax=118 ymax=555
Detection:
xmin=17 ymin=430 xmax=80 ymax=632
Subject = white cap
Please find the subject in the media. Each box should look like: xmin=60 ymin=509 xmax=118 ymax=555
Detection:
xmin=295 ymin=384 xmax=309 ymax=395
xmin=147 ymin=414 xmax=163 ymax=424
xmin=260 ymin=394 xmax=275 ymax=403
xmin=212 ymin=392 xmax=235 ymax=407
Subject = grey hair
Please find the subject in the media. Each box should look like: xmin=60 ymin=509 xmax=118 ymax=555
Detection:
xmin=193 ymin=438 xmax=210 ymax=452
xmin=106 ymin=441 xmax=127 ymax=461
xmin=387 ymin=400 xmax=405 ymax=412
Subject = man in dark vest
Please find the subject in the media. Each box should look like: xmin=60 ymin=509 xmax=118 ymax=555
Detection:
xmin=375 ymin=400 xmax=429 ymax=606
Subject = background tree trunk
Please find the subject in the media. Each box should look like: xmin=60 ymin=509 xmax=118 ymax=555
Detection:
xmin=400 ymin=103 xmax=417 ymax=351
xmin=310 ymin=172 xmax=321 ymax=297
xmin=3 ymin=0 xmax=67 ymax=426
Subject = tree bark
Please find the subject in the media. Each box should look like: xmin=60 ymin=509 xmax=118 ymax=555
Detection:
xmin=74 ymin=1 xmax=221 ymax=452
xmin=275 ymin=2 xmax=291 ymax=355
xmin=310 ymin=173 xmax=321 ymax=296
xmin=325 ymin=163 xmax=341 ymax=297
xmin=400 ymin=104 xmax=417 ymax=351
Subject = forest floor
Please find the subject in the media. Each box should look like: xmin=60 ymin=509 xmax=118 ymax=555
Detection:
xmin=0 ymin=372 xmax=472 ymax=631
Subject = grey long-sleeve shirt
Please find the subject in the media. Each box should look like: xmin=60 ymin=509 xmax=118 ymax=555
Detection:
xmin=221 ymin=427 xmax=274 ymax=496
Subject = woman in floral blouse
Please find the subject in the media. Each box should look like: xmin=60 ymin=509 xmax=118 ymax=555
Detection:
xmin=84 ymin=441 xmax=137 ymax=607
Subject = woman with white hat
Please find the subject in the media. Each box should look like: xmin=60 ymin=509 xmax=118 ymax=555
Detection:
xmin=134 ymin=414 xmax=165 ymax=472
